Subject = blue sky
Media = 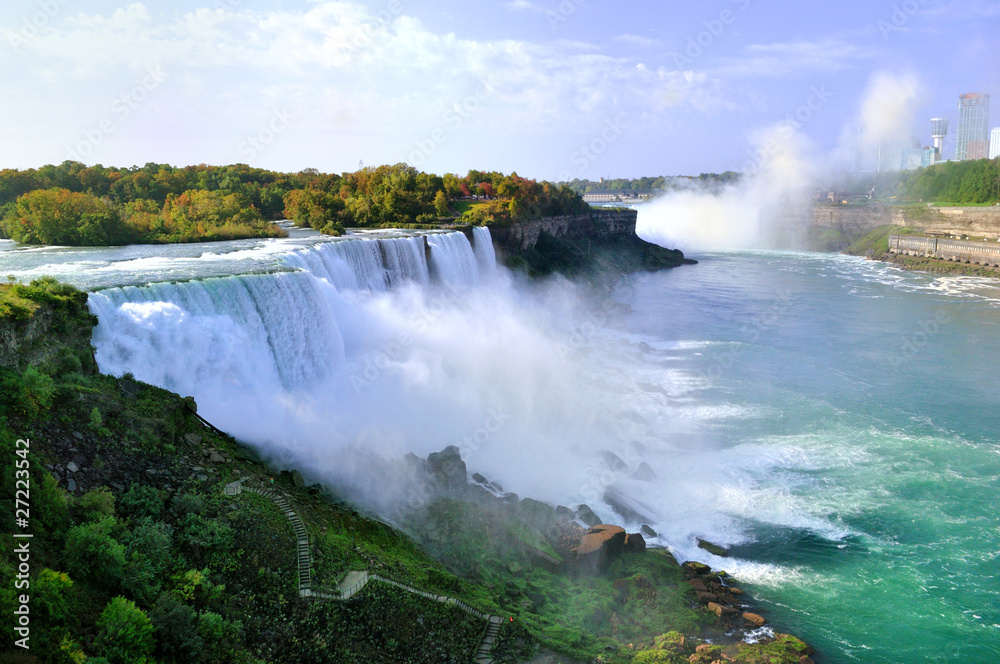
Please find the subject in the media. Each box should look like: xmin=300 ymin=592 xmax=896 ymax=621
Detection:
xmin=1 ymin=0 xmax=997 ymax=179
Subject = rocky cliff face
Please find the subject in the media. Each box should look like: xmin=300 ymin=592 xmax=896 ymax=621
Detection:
xmin=486 ymin=208 xmax=694 ymax=277
xmin=0 ymin=284 xmax=97 ymax=373
xmin=487 ymin=209 xmax=639 ymax=254
xmin=809 ymin=204 xmax=1000 ymax=241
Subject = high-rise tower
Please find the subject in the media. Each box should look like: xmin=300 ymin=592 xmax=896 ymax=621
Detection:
xmin=930 ymin=118 xmax=948 ymax=163
xmin=990 ymin=127 xmax=1000 ymax=160
xmin=956 ymin=93 xmax=990 ymax=160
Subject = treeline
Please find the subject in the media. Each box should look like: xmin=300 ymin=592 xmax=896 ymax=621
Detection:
xmin=899 ymin=158 xmax=1000 ymax=204
xmin=3 ymin=188 xmax=284 ymax=246
xmin=562 ymin=172 xmax=742 ymax=194
xmin=281 ymin=164 xmax=589 ymax=232
xmin=0 ymin=162 xmax=294 ymax=245
xmin=0 ymin=161 xmax=591 ymax=245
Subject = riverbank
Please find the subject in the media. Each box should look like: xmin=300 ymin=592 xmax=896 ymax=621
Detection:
xmin=844 ymin=225 xmax=1000 ymax=278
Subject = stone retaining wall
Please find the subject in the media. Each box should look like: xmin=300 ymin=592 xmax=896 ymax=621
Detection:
xmin=888 ymin=235 xmax=1000 ymax=266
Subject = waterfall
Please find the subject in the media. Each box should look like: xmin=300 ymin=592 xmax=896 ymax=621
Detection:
xmin=472 ymin=226 xmax=498 ymax=273
xmin=88 ymin=230 xmax=495 ymax=398
xmin=426 ymin=232 xmax=481 ymax=287
xmin=283 ymin=235 xmax=430 ymax=291
xmin=89 ymin=271 xmax=346 ymax=396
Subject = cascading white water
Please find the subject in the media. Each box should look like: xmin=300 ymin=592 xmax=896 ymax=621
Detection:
xmin=89 ymin=270 xmax=347 ymax=394
xmin=283 ymin=235 xmax=430 ymax=291
xmin=88 ymin=231 xmax=497 ymax=449
xmin=427 ymin=232 xmax=481 ymax=286
xmin=472 ymin=226 xmax=498 ymax=273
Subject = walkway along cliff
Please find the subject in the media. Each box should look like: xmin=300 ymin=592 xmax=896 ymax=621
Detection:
xmin=889 ymin=234 xmax=1000 ymax=266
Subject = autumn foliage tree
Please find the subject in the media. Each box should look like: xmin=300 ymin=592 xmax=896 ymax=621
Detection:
xmin=2 ymin=188 xmax=133 ymax=245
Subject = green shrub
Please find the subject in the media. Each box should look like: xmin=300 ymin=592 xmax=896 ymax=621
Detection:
xmin=119 ymin=484 xmax=163 ymax=521
xmin=122 ymin=519 xmax=173 ymax=605
xmin=89 ymin=406 xmax=103 ymax=430
xmin=198 ymin=612 xmax=243 ymax=664
xmin=0 ymin=366 xmax=56 ymax=417
xmin=178 ymin=513 xmax=233 ymax=557
xmin=77 ymin=488 xmax=116 ymax=522
xmin=64 ymin=517 xmax=125 ymax=591
xmin=95 ymin=597 xmax=154 ymax=664
xmin=171 ymin=492 xmax=205 ymax=516
xmin=150 ymin=594 xmax=202 ymax=663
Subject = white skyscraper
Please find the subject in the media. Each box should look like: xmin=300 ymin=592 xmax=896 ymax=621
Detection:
xmin=956 ymin=93 xmax=990 ymax=160
xmin=991 ymin=127 xmax=1000 ymax=159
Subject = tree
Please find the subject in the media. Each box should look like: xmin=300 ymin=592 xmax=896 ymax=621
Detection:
xmin=2 ymin=188 xmax=132 ymax=245
xmin=433 ymin=190 xmax=450 ymax=217
xmin=150 ymin=594 xmax=202 ymax=663
xmin=95 ymin=597 xmax=154 ymax=664
xmin=64 ymin=517 xmax=126 ymax=591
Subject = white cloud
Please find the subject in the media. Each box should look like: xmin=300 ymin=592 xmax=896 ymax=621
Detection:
xmin=614 ymin=34 xmax=658 ymax=48
xmin=0 ymin=1 xmax=739 ymax=172
xmin=504 ymin=0 xmax=546 ymax=13
xmin=716 ymin=38 xmax=874 ymax=78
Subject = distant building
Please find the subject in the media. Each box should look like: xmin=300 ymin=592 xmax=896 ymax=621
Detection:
xmin=931 ymin=118 xmax=948 ymax=164
xmin=582 ymin=191 xmax=651 ymax=203
xmin=956 ymin=93 xmax=990 ymax=160
xmin=991 ymin=127 xmax=1000 ymax=160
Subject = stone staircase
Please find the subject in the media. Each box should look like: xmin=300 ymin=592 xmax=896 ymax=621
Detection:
xmin=224 ymin=477 xmax=502 ymax=662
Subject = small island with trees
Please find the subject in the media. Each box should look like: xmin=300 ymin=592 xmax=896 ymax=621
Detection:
xmin=0 ymin=162 xmax=591 ymax=246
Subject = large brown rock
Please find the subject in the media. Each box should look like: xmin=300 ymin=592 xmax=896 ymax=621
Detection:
xmin=706 ymin=601 xmax=736 ymax=618
xmin=742 ymin=612 xmax=766 ymax=628
xmin=574 ymin=524 xmax=626 ymax=574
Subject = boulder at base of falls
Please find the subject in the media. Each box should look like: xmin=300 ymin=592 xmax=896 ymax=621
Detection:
xmin=573 ymin=524 xmax=626 ymax=574
xmin=625 ymin=532 xmax=646 ymax=552
xmin=575 ymin=504 xmax=601 ymax=527
xmin=631 ymin=462 xmax=657 ymax=482
xmin=518 ymin=497 xmax=556 ymax=530
xmin=697 ymin=538 xmax=728 ymax=557
xmin=603 ymin=486 xmax=657 ymax=524
xmin=427 ymin=445 xmax=467 ymax=487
